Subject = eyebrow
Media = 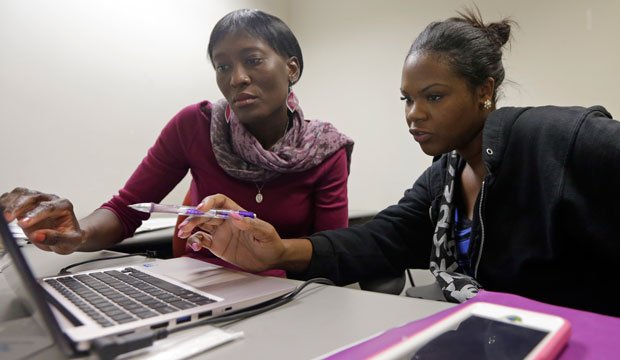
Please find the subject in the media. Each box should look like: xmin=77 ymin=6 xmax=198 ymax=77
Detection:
xmin=401 ymin=82 xmax=446 ymax=96
xmin=421 ymin=83 xmax=444 ymax=92
xmin=213 ymin=46 xmax=266 ymax=60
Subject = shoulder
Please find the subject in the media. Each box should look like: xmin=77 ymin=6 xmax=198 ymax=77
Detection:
xmin=155 ymin=101 xmax=214 ymax=147
xmin=483 ymin=105 xmax=614 ymax=173
xmin=311 ymin=147 xmax=349 ymax=184
xmin=487 ymin=105 xmax=612 ymax=135
xmin=484 ymin=105 xmax=612 ymax=152
xmin=404 ymin=155 xmax=446 ymax=201
xmin=163 ymin=100 xmax=213 ymax=134
xmin=303 ymin=118 xmax=352 ymax=141
xmin=172 ymin=101 xmax=213 ymax=124
xmin=320 ymin=147 xmax=348 ymax=166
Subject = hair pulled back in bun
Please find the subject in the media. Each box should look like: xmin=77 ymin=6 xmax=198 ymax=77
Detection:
xmin=408 ymin=6 xmax=516 ymax=102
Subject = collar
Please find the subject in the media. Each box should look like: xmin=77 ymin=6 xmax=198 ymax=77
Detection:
xmin=481 ymin=107 xmax=530 ymax=174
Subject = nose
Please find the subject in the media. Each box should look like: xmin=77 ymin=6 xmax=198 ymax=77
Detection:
xmin=405 ymin=102 xmax=427 ymax=128
xmin=230 ymin=65 xmax=250 ymax=88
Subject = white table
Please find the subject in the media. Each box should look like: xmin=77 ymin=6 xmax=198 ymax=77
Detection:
xmin=1 ymin=246 xmax=455 ymax=359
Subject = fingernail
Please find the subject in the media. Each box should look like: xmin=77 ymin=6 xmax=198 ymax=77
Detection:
xmin=231 ymin=211 xmax=242 ymax=220
xmin=197 ymin=202 xmax=204 ymax=209
xmin=4 ymin=212 xmax=12 ymax=221
xmin=21 ymin=217 xmax=31 ymax=224
xmin=190 ymin=243 xmax=201 ymax=252
xmin=34 ymin=233 xmax=46 ymax=242
xmin=178 ymin=220 xmax=189 ymax=229
xmin=177 ymin=229 xmax=185 ymax=238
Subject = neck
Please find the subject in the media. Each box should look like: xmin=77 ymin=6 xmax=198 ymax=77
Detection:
xmin=457 ymin=129 xmax=487 ymax=181
xmin=245 ymin=105 xmax=289 ymax=150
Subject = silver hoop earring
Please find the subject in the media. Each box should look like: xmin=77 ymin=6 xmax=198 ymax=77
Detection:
xmin=483 ymin=99 xmax=493 ymax=110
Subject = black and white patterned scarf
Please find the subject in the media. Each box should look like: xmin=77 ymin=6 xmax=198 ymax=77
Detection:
xmin=429 ymin=151 xmax=482 ymax=303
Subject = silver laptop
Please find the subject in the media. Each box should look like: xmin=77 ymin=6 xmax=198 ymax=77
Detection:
xmin=0 ymin=213 xmax=296 ymax=357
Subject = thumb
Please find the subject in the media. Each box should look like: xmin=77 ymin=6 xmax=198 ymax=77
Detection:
xmin=31 ymin=229 xmax=83 ymax=254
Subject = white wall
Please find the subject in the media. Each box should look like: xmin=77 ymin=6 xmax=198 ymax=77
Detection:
xmin=0 ymin=0 xmax=290 ymax=218
xmin=289 ymin=0 xmax=620 ymax=213
xmin=1 ymin=0 xmax=619 ymax=218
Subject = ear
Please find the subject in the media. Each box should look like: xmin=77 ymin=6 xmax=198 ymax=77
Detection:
xmin=286 ymin=56 xmax=300 ymax=86
xmin=477 ymin=77 xmax=495 ymax=106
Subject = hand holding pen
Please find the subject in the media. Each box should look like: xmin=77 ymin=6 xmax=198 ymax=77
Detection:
xmin=171 ymin=194 xmax=285 ymax=271
xmin=158 ymin=195 xmax=266 ymax=255
xmin=128 ymin=202 xmax=256 ymax=219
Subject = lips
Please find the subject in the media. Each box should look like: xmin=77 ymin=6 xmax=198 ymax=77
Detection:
xmin=410 ymin=129 xmax=432 ymax=143
xmin=233 ymin=93 xmax=257 ymax=107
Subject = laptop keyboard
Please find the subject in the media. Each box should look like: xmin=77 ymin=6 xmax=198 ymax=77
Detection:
xmin=44 ymin=268 xmax=217 ymax=327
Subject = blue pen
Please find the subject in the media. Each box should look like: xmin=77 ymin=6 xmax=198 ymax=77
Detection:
xmin=128 ymin=202 xmax=256 ymax=219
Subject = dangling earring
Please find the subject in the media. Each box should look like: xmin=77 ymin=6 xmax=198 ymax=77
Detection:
xmin=225 ymin=103 xmax=232 ymax=124
xmin=483 ymin=99 xmax=493 ymax=110
xmin=286 ymin=82 xmax=298 ymax=113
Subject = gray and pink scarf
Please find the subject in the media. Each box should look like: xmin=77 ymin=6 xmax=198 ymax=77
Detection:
xmin=210 ymin=93 xmax=354 ymax=182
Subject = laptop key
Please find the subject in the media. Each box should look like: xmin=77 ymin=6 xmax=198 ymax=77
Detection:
xmin=147 ymin=301 xmax=169 ymax=309
xmin=110 ymin=313 xmax=135 ymax=322
xmin=116 ymin=299 xmax=134 ymax=306
xmin=192 ymin=298 xmax=217 ymax=305
xmin=135 ymin=311 xmax=159 ymax=319
xmin=105 ymin=309 xmax=126 ymax=317
xmin=182 ymin=294 xmax=207 ymax=302
xmin=154 ymin=294 xmax=177 ymax=302
xmin=98 ymin=304 xmax=119 ymax=312
xmin=146 ymin=290 xmax=167 ymax=297
xmin=125 ymin=306 xmax=149 ymax=314
xmin=177 ymin=290 xmax=198 ymax=297
xmin=115 ymin=317 xmax=137 ymax=324
xmin=91 ymin=299 xmax=109 ymax=307
xmin=96 ymin=319 xmax=115 ymax=327
xmin=155 ymin=306 xmax=177 ymax=314
xmin=123 ymin=302 xmax=147 ymax=311
xmin=169 ymin=300 xmax=195 ymax=310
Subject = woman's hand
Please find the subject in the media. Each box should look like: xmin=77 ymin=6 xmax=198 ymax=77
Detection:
xmin=176 ymin=194 xmax=288 ymax=272
xmin=1 ymin=187 xmax=86 ymax=254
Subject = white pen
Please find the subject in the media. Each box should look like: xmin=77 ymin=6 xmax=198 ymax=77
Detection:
xmin=128 ymin=202 xmax=256 ymax=219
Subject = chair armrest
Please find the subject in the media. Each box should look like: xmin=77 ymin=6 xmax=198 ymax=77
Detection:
xmin=359 ymin=272 xmax=406 ymax=295
xmin=405 ymin=282 xmax=447 ymax=302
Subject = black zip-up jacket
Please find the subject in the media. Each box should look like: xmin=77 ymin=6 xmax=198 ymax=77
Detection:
xmin=300 ymin=105 xmax=620 ymax=317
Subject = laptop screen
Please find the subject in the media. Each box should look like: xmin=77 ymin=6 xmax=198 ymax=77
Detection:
xmin=0 ymin=211 xmax=76 ymax=357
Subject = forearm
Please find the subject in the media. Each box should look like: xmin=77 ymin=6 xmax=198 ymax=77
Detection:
xmin=277 ymin=238 xmax=313 ymax=273
xmin=78 ymin=208 xmax=125 ymax=251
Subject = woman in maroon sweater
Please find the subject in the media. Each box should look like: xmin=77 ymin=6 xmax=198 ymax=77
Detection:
xmin=1 ymin=9 xmax=353 ymax=277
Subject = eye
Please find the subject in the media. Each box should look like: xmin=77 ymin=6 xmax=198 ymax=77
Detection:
xmin=400 ymin=95 xmax=413 ymax=104
xmin=427 ymin=94 xmax=442 ymax=102
xmin=215 ymin=64 xmax=229 ymax=73
xmin=246 ymin=57 xmax=263 ymax=66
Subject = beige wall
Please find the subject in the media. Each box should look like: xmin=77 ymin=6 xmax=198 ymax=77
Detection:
xmin=1 ymin=0 xmax=618 ymax=217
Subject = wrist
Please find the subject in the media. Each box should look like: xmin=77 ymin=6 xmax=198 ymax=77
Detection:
xmin=277 ymin=238 xmax=312 ymax=273
xmin=76 ymin=227 xmax=88 ymax=251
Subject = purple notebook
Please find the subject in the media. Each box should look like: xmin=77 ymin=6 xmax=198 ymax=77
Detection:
xmin=323 ymin=290 xmax=620 ymax=360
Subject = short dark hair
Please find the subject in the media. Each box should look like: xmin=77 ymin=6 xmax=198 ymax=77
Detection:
xmin=408 ymin=7 xmax=515 ymax=102
xmin=207 ymin=9 xmax=304 ymax=85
